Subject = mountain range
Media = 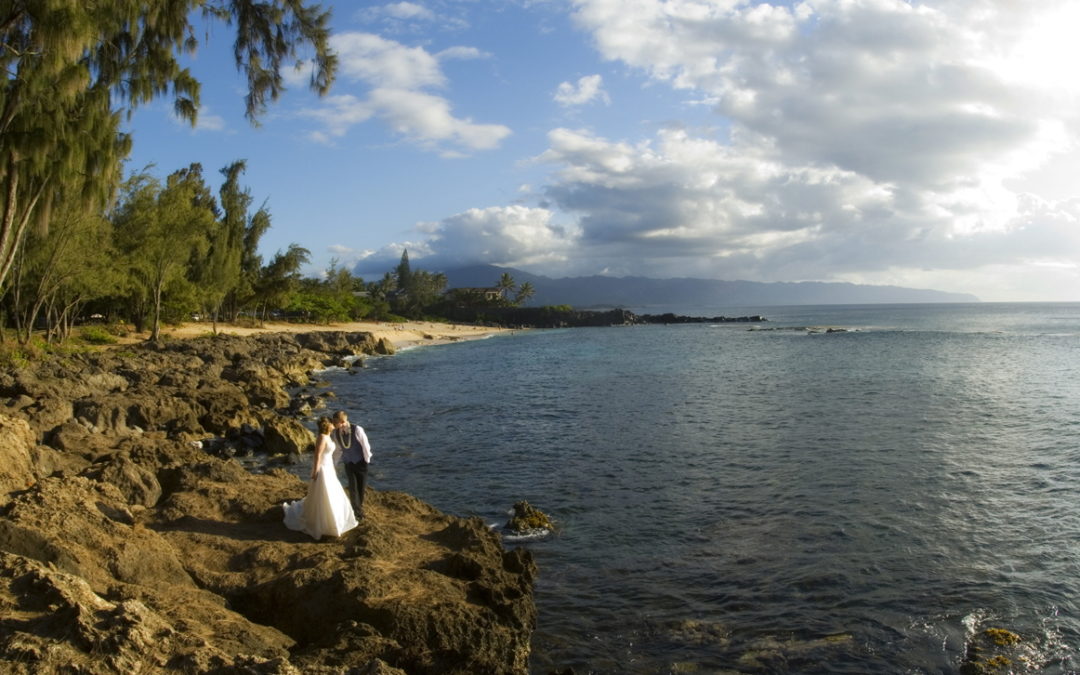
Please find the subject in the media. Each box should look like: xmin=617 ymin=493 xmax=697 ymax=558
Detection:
xmin=439 ymin=264 xmax=979 ymax=310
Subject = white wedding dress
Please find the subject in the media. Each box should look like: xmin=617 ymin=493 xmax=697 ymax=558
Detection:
xmin=283 ymin=434 xmax=358 ymax=539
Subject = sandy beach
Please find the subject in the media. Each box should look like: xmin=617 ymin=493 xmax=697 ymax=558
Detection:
xmin=118 ymin=319 xmax=512 ymax=350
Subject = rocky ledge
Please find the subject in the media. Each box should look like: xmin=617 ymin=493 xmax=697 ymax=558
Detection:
xmin=0 ymin=332 xmax=536 ymax=674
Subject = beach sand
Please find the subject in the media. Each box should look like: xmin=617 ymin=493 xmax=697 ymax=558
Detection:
xmin=116 ymin=319 xmax=511 ymax=350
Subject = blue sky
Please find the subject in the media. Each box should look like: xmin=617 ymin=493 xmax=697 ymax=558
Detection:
xmin=124 ymin=0 xmax=1080 ymax=301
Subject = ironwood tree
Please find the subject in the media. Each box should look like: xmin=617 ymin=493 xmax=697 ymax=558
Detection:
xmin=0 ymin=0 xmax=337 ymax=297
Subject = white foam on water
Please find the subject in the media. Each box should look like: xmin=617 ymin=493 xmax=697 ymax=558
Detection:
xmin=501 ymin=527 xmax=552 ymax=543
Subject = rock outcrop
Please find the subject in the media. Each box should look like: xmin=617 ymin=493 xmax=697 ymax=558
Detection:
xmin=504 ymin=500 xmax=554 ymax=536
xmin=0 ymin=332 xmax=536 ymax=674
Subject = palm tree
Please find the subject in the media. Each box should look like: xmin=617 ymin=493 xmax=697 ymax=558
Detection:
xmin=514 ymin=281 xmax=535 ymax=306
xmin=496 ymin=272 xmax=516 ymax=302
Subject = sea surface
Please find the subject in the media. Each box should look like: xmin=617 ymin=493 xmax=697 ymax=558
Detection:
xmin=318 ymin=303 xmax=1080 ymax=673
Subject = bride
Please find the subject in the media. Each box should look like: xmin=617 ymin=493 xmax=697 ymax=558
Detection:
xmin=283 ymin=416 xmax=358 ymax=539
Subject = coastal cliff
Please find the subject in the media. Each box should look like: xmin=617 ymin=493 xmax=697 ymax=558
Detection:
xmin=0 ymin=332 xmax=536 ymax=674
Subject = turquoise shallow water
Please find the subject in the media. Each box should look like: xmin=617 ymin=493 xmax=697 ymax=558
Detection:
xmin=322 ymin=303 xmax=1080 ymax=673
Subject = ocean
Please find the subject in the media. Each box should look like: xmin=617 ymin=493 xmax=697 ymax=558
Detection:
xmin=319 ymin=303 xmax=1080 ymax=673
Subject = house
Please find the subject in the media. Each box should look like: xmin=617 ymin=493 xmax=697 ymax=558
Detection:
xmin=444 ymin=287 xmax=505 ymax=303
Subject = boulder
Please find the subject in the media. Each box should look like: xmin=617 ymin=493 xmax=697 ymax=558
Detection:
xmin=0 ymin=414 xmax=35 ymax=500
xmin=961 ymin=627 xmax=1025 ymax=675
xmin=504 ymin=500 xmax=554 ymax=534
xmin=295 ymin=331 xmax=380 ymax=356
xmin=83 ymin=453 xmax=163 ymax=508
xmin=0 ymin=476 xmax=191 ymax=590
xmin=260 ymin=414 xmax=315 ymax=456
xmin=376 ymin=337 xmax=396 ymax=355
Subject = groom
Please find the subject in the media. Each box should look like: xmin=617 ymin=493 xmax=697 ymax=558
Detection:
xmin=332 ymin=410 xmax=372 ymax=518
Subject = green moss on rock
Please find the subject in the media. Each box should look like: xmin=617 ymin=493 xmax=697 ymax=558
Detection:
xmin=504 ymin=500 xmax=553 ymax=533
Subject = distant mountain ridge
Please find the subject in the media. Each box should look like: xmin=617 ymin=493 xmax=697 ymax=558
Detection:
xmin=440 ymin=264 xmax=979 ymax=309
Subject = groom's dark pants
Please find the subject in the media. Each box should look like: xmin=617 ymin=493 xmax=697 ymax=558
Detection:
xmin=344 ymin=460 xmax=368 ymax=515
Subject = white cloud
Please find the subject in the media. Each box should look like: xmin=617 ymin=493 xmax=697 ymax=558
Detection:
xmin=349 ymin=121 xmax=1080 ymax=297
xmin=354 ymin=206 xmax=577 ymax=274
xmin=299 ymin=32 xmax=510 ymax=153
xmin=301 ymin=94 xmax=375 ymax=141
xmin=437 ymin=46 xmax=489 ymax=61
xmin=531 ymin=124 xmax=1079 ymax=285
xmin=554 ymin=74 xmax=610 ymax=106
xmin=356 ymin=2 xmax=470 ymax=35
xmin=550 ymin=0 xmax=1080 ymax=295
xmin=368 ymin=87 xmax=511 ymax=153
xmin=383 ymin=2 xmax=434 ymax=21
xmin=331 ymin=2 xmax=1080 ymax=299
xmin=333 ymin=33 xmax=445 ymax=89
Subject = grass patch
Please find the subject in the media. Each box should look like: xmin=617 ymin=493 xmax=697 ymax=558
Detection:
xmin=79 ymin=326 xmax=117 ymax=345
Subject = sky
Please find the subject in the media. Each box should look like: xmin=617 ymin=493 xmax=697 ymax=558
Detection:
xmin=124 ymin=0 xmax=1080 ymax=302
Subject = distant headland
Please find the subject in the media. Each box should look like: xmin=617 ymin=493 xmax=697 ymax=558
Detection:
xmin=440 ymin=264 xmax=979 ymax=308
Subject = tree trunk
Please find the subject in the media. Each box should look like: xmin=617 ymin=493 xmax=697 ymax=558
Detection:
xmin=150 ymin=281 xmax=163 ymax=342
xmin=0 ymin=161 xmax=22 ymax=293
xmin=0 ymin=160 xmax=47 ymax=296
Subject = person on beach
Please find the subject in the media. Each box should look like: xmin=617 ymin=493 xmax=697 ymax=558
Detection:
xmin=283 ymin=416 xmax=358 ymax=539
xmin=332 ymin=410 xmax=372 ymax=519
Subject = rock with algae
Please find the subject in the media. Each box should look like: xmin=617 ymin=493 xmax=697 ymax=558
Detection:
xmin=960 ymin=627 xmax=1024 ymax=675
xmin=504 ymin=501 xmax=554 ymax=535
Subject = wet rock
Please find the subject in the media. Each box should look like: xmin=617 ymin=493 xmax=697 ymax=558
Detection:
xmin=504 ymin=500 xmax=554 ymax=534
xmin=961 ymin=627 xmax=1025 ymax=675
xmin=737 ymin=633 xmax=854 ymax=671
xmin=666 ymin=619 xmax=732 ymax=647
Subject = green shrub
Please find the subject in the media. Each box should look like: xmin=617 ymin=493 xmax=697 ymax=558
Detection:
xmin=80 ymin=326 xmax=117 ymax=345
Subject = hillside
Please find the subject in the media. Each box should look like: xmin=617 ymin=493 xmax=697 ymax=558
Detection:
xmin=440 ymin=265 xmax=979 ymax=310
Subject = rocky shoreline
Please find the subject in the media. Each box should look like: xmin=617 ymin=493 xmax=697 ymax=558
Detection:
xmin=0 ymin=331 xmax=536 ymax=674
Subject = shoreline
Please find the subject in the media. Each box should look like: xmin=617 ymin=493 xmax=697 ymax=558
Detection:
xmin=117 ymin=319 xmax=514 ymax=351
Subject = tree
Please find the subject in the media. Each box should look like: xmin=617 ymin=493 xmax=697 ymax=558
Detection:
xmin=253 ymin=243 xmax=309 ymax=319
xmin=197 ymin=159 xmax=269 ymax=330
xmin=394 ymin=249 xmax=412 ymax=292
xmin=367 ymin=271 xmax=397 ymax=302
xmin=112 ymin=164 xmax=217 ymax=341
xmin=496 ymin=271 xmax=516 ymax=300
xmin=236 ymin=201 xmax=272 ymax=315
xmin=5 ymin=203 xmax=118 ymax=343
xmin=513 ymin=281 xmax=535 ymax=306
xmin=394 ymin=269 xmax=446 ymax=318
xmin=0 ymin=1 xmax=337 ymax=296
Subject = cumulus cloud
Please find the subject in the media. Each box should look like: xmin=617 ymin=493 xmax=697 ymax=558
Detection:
xmin=382 ymin=2 xmax=434 ymax=21
xmin=527 ymin=124 xmax=1080 ymax=286
xmin=554 ymin=74 xmax=610 ymax=106
xmin=334 ymin=33 xmax=445 ymax=89
xmin=545 ymin=0 xmax=1080 ymax=292
xmin=353 ymin=206 xmax=577 ymax=274
xmin=341 ymin=2 xmax=1080 ymax=298
xmin=299 ymin=32 xmax=510 ymax=154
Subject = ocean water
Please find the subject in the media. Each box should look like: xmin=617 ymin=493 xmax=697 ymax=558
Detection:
xmin=320 ymin=303 xmax=1080 ymax=673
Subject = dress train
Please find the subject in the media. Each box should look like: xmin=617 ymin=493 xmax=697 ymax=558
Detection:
xmin=283 ymin=434 xmax=358 ymax=539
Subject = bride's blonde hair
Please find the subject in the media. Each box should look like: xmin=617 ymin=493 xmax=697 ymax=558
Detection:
xmin=317 ymin=417 xmax=333 ymax=435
